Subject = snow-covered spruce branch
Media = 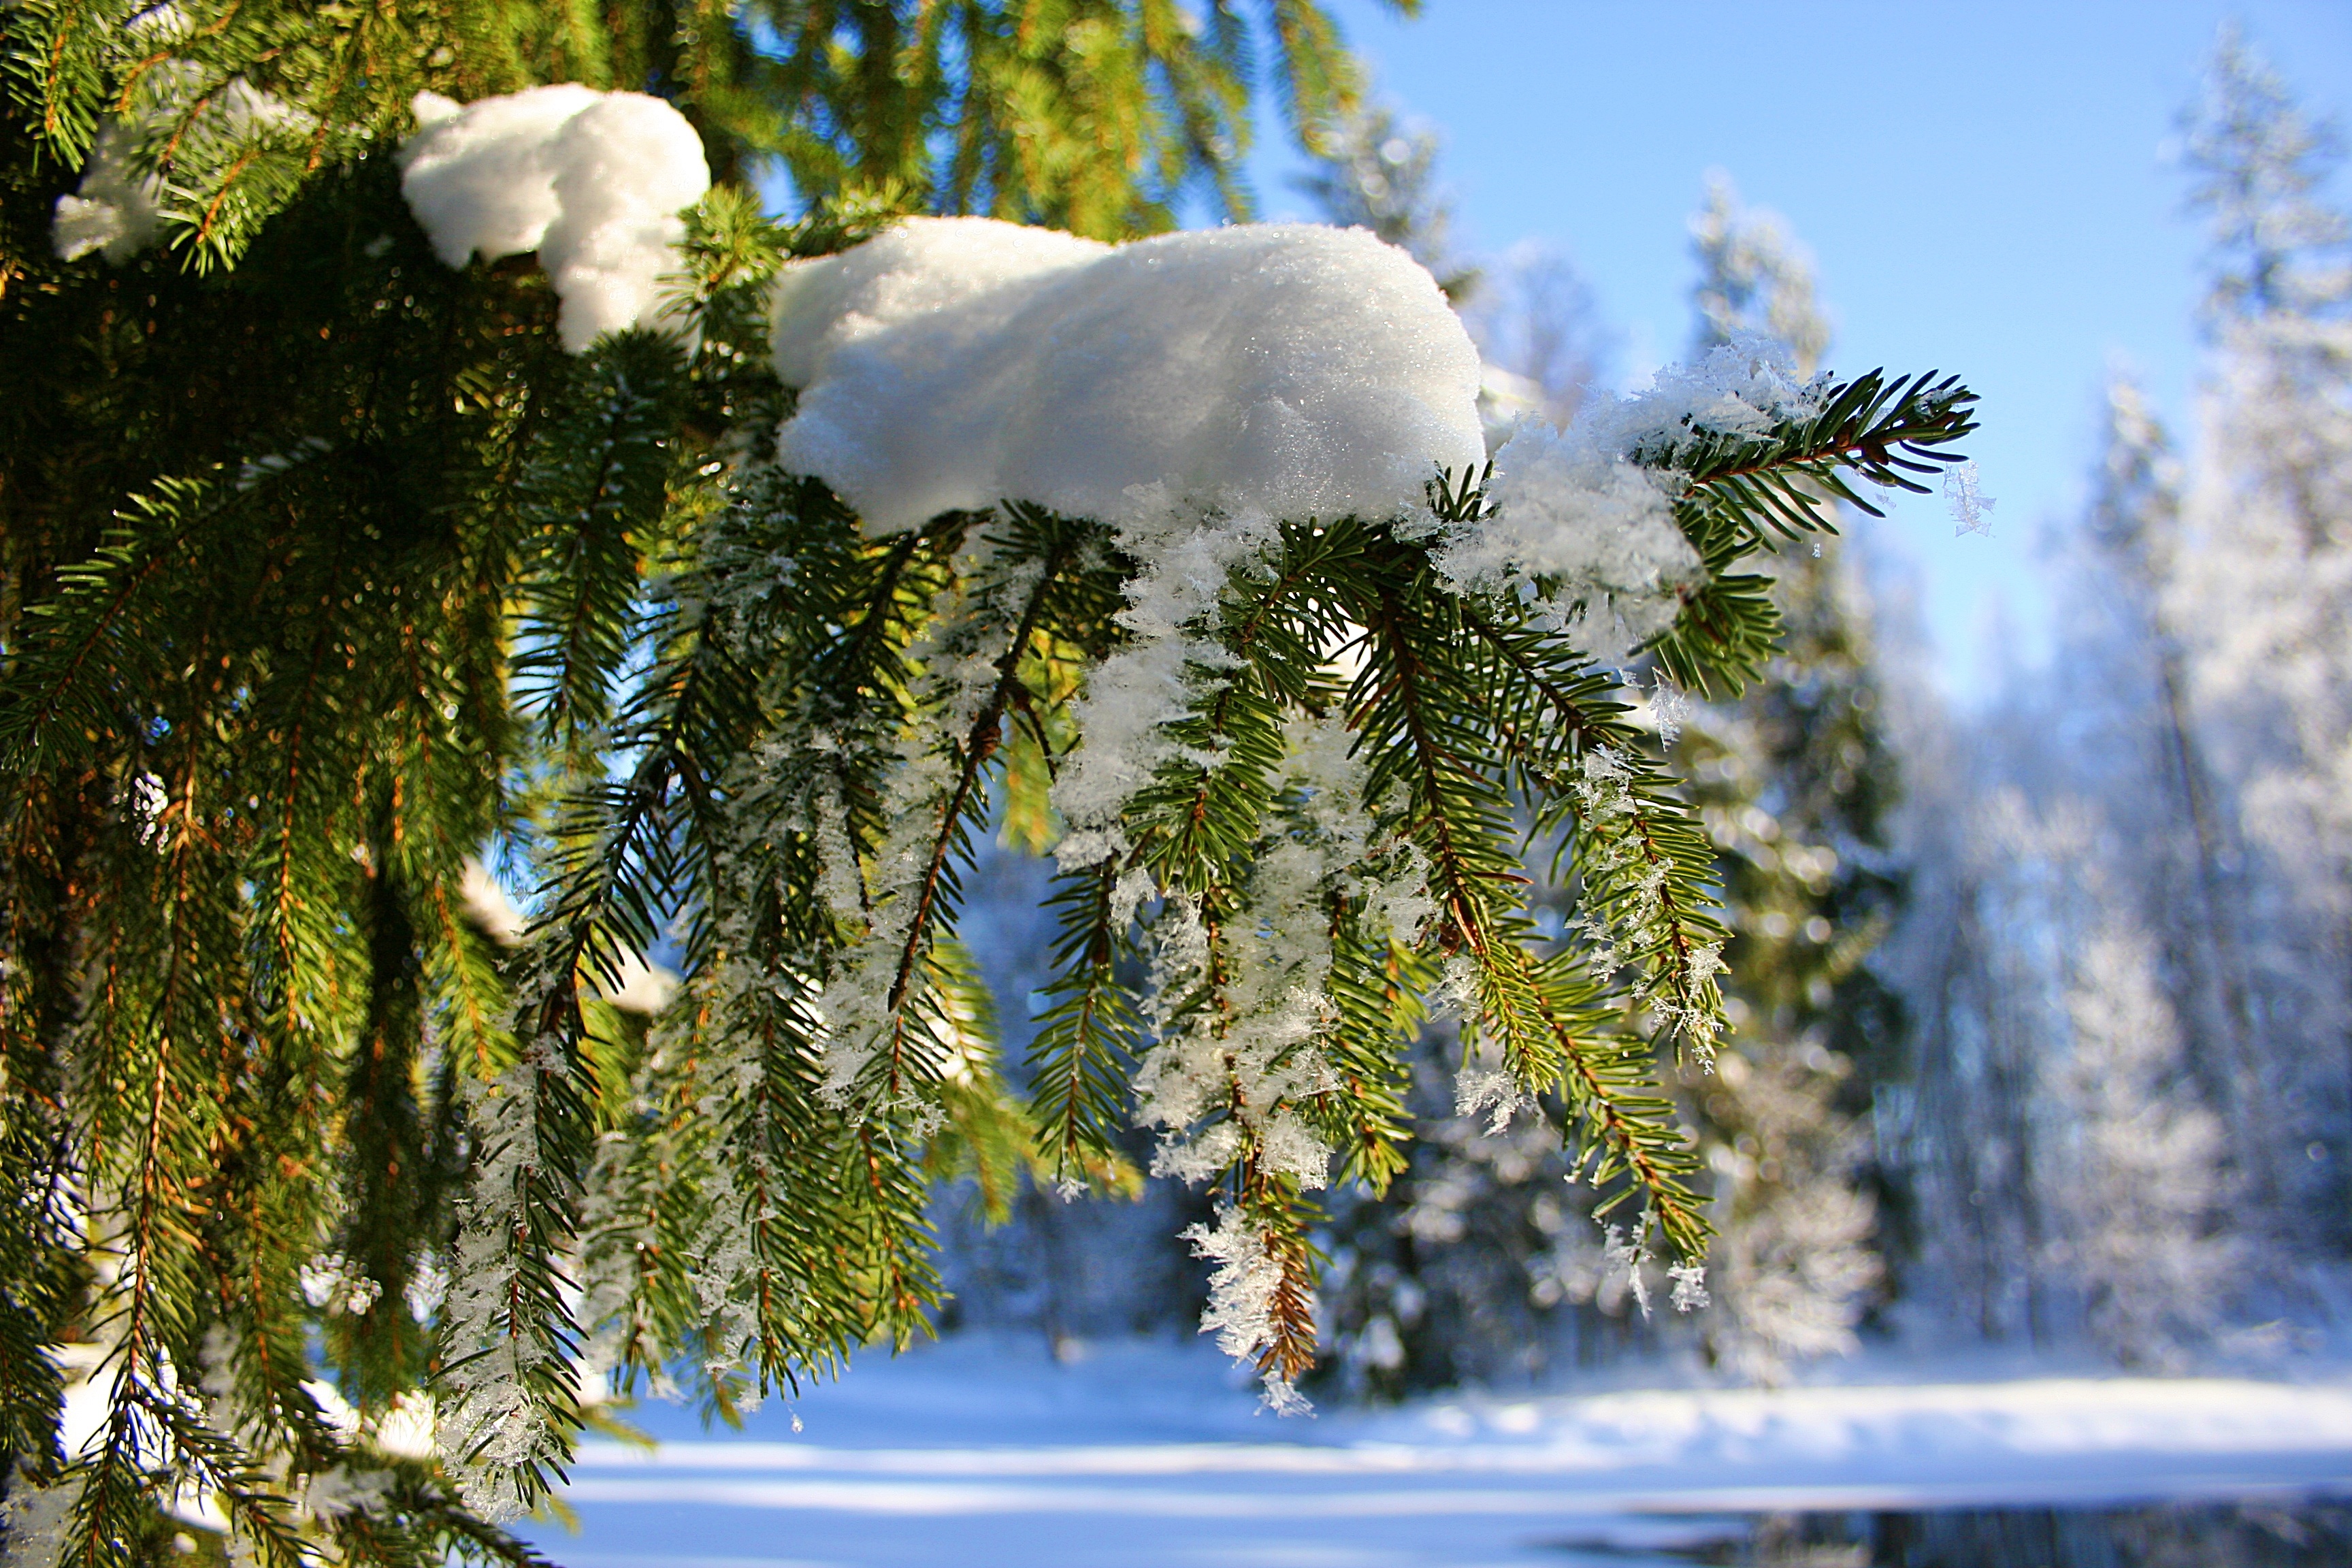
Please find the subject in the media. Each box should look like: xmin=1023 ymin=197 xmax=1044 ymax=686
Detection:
xmin=810 ymin=508 xmax=1106 ymax=1113
xmin=434 ymin=982 xmax=596 ymax=1524
xmin=566 ymin=487 xmax=979 ymax=1401
xmin=1028 ymin=857 xmax=1148 ymax=1182
xmin=1649 ymin=369 xmax=1977 ymax=693
xmin=1456 ymin=607 xmax=1731 ymax=1063
xmin=437 ymin=649 xmax=734 ymax=1504
xmin=1667 ymin=369 xmax=1977 ymax=540
xmin=538 ymin=481 xmax=929 ymax=1412
xmin=691 ymin=218 xmax=1973 ymax=1405
xmin=437 ymin=583 xmax=764 ymax=1514
xmin=1330 ymin=517 xmax=1703 ymax=1230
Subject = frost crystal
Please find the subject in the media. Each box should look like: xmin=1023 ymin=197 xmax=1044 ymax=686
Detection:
xmin=1053 ymin=510 xmax=1276 ymax=870
xmin=770 ymin=216 xmax=1485 ymax=536
xmin=1182 ymin=1204 xmax=1311 ymax=1415
xmin=1647 ymin=672 xmax=1692 ymax=747
xmin=1438 ymin=336 xmax=1818 ymax=665
xmin=404 ymin=1254 xmax=449 ymax=1322
xmin=1454 ymin=1065 xmax=1528 ymax=1136
xmin=1443 ymin=422 xmax=1697 ymax=649
xmin=399 ymin=88 xmax=711 ymax=353
xmin=1946 ymin=459 xmax=1997 ymax=536
xmin=1602 ymin=1222 xmax=1652 ymax=1320
xmin=1669 ymin=1261 xmax=1712 ymax=1313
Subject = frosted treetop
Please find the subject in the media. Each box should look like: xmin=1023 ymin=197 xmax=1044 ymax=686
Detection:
xmin=769 ymin=216 xmax=1488 ymax=534
xmin=399 ymin=86 xmax=710 ymax=353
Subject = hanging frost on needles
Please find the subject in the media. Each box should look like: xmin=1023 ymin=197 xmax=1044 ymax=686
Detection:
xmin=0 ymin=11 xmax=1987 ymax=1560
xmin=641 ymin=214 xmax=1977 ymax=1410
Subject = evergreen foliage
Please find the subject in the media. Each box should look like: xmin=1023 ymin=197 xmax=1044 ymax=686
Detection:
xmin=1665 ymin=182 xmax=1900 ymax=1379
xmin=0 ymin=3 xmax=1975 ymax=1561
xmin=1311 ymin=166 xmax=1918 ymax=1396
xmin=1884 ymin=27 xmax=2348 ymax=1358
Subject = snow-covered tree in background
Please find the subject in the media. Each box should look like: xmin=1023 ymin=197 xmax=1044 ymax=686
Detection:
xmin=1661 ymin=178 xmax=1893 ymax=1382
xmin=1290 ymin=103 xmax=1474 ymax=301
xmin=1880 ymin=29 xmax=2349 ymax=1360
xmin=1467 ymin=244 xmax=1616 ymax=438
xmin=2175 ymin=26 xmax=2352 ymax=1252
xmin=2059 ymin=918 xmax=2234 ymax=1365
xmin=1688 ymin=174 xmax=1831 ymax=386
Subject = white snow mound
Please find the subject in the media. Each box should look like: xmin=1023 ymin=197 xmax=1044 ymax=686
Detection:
xmin=53 ymin=123 xmax=166 ymax=264
xmin=770 ymin=216 xmax=1486 ymax=533
xmin=399 ymin=87 xmax=710 ymax=353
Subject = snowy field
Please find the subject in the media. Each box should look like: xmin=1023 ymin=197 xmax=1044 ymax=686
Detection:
xmin=522 ymin=1336 xmax=2352 ymax=1568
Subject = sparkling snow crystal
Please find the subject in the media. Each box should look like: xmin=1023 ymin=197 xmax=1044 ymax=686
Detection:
xmin=769 ymin=216 xmax=1487 ymax=534
xmin=1435 ymin=336 xmax=1827 ymax=667
xmin=1945 ymin=459 xmax=1997 ymax=537
xmin=399 ymin=87 xmax=710 ymax=353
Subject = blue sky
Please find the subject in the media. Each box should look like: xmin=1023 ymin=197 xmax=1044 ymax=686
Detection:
xmin=1244 ymin=0 xmax=2352 ymax=699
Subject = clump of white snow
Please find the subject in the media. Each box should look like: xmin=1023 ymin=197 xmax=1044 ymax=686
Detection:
xmin=52 ymin=47 xmax=314 ymax=266
xmin=769 ymin=216 xmax=1487 ymax=534
xmin=399 ymin=87 xmax=710 ymax=353
xmin=52 ymin=122 xmax=165 ymax=264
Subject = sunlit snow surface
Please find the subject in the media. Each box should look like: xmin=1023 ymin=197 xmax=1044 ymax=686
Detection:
xmin=770 ymin=216 xmax=1487 ymax=536
xmin=398 ymin=87 xmax=710 ymax=353
xmin=526 ymin=1336 xmax=2352 ymax=1568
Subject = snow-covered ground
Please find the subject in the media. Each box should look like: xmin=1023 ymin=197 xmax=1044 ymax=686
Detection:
xmin=524 ymin=1335 xmax=2352 ymax=1568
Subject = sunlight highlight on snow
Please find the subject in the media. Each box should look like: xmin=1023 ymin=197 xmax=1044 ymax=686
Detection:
xmin=399 ymin=87 xmax=710 ymax=353
xmin=769 ymin=216 xmax=1486 ymax=534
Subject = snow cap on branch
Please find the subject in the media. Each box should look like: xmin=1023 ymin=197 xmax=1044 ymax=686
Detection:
xmin=399 ymin=87 xmax=710 ymax=353
xmin=52 ymin=122 xmax=165 ymax=264
xmin=769 ymin=216 xmax=1487 ymax=533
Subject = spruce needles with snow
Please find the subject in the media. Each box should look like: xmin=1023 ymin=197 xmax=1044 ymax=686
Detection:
xmin=0 ymin=4 xmax=1975 ymax=1558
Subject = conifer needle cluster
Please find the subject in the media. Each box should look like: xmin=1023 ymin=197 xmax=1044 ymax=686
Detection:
xmin=0 ymin=3 xmax=1976 ymax=1561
